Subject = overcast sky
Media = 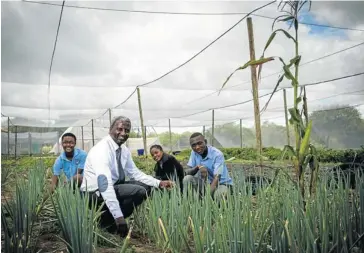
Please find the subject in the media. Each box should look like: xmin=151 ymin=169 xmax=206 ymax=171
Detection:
xmin=1 ymin=0 xmax=364 ymax=133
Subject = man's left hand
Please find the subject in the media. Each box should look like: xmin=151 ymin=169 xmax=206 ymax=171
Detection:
xmin=159 ymin=180 xmax=174 ymax=189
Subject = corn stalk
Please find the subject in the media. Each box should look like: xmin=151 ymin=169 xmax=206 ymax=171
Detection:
xmin=220 ymin=0 xmax=319 ymax=200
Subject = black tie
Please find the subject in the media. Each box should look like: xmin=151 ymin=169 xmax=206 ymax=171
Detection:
xmin=116 ymin=147 xmax=125 ymax=184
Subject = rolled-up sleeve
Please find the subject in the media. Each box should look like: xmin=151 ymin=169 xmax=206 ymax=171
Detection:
xmin=53 ymin=157 xmax=62 ymax=176
xmin=124 ymin=150 xmax=160 ymax=188
xmin=213 ymin=154 xmax=225 ymax=176
xmin=187 ymin=152 xmax=195 ymax=168
xmin=91 ymin=152 xmax=124 ymax=219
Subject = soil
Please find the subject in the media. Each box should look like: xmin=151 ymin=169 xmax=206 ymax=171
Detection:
xmin=35 ymin=231 xmax=160 ymax=253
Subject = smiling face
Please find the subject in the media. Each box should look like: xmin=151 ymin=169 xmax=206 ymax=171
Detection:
xmin=150 ymin=147 xmax=164 ymax=162
xmin=62 ymin=136 xmax=76 ymax=154
xmin=109 ymin=119 xmax=131 ymax=146
xmin=190 ymin=135 xmax=206 ymax=155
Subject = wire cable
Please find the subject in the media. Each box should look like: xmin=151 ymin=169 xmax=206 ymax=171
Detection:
xmin=181 ymin=41 xmax=364 ymax=104
xmin=47 ymin=0 xmax=65 ymax=125
xmin=22 ymin=0 xmax=364 ymax=32
xmin=173 ymin=72 xmax=364 ymax=118
xmin=137 ymin=1 xmax=277 ymax=87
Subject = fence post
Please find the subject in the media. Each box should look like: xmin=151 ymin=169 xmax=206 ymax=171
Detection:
xmin=81 ymin=126 xmax=84 ymax=150
xmin=108 ymin=108 xmax=112 ymax=127
xmin=91 ymin=119 xmax=95 ymax=146
xmin=7 ymin=117 xmax=10 ymax=158
xmin=211 ymin=110 xmax=215 ymax=146
xmin=28 ymin=132 xmax=32 ymax=155
xmin=14 ymin=126 xmax=17 ymax=159
xmin=168 ymin=118 xmax=172 ymax=153
xmin=137 ymin=87 xmax=147 ymax=157
xmin=240 ymin=119 xmax=243 ymax=148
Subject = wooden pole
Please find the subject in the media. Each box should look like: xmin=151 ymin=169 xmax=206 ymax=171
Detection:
xmin=7 ymin=117 xmax=10 ymax=158
xmin=203 ymin=125 xmax=205 ymax=136
xmin=137 ymin=87 xmax=148 ymax=156
xmin=240 ymin=119 xmax=243 ymax=148
xmin=81 ymin=126 xmax=85 ymax=150
xmin=91 ymin=119 xmax=95 ymax=146
xmin=108 ymin=108 xmax=112 ymax=127
xmin=247 ymin=17 xmax=262 ymax=163
xmin=283 ymin=89 xmax=290 ymax=146
xmin=168 ymin=118 xmax=172 ymax=153
xmin=14 ymin=126 xmax=17 ymax=159
xmin=28 ymin=132 xmax=32 ymax=155
xmin=57 ymin=131 xmax=60 ymax=154
xmin=211 ymin=110 xmax=215 ymax=146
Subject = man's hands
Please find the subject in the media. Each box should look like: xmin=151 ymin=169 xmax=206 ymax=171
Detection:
xmin=159 ymin=180 xmax=175 ymax=189
xmin=115 ymin=217 xmax=129 ymax=238
xmin=199 ymin=166 xmax=208 ymax=180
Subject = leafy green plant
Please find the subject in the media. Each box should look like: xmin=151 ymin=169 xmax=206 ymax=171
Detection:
xmin=133 ymin=168 xmax=364 ymax=252
xmin=1 ymin=166 xmax=46 ymax=253
xmin=51 ymin=183 xmax=103 ymax=253
xmin=220 ymin=0 xmax=319 ymax=198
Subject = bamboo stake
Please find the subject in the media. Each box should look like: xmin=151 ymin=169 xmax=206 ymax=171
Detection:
xmin=247 ymin=17 xmax=262 ymax=165
xmin=137 ymin=87 xmax=147 ymax=157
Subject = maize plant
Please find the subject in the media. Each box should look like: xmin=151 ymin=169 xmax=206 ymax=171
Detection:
xmin=220 ymin=0 xmax=319 ymax=199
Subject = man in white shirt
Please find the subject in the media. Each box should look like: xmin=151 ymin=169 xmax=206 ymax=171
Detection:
xmin=80 ymin=116 xmax=173 ymax=237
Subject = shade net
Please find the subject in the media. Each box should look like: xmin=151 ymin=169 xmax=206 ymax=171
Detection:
xmin=2 ymin=1 xmax=364 ymax=153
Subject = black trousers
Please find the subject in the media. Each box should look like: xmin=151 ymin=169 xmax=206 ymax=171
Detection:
xmin=88 ymin=180 xmax=151 ymax=233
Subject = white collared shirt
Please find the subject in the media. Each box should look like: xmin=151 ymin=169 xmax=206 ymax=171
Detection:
xmin=80 ymin=135 xmax=161 ymax=219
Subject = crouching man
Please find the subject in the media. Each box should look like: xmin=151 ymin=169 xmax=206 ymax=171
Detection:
xmin=80 ymin=116 xmax=174 ymax=237
xmin=183 ymin=132 xmax=233 ymax=201
xmin=51 ymin=132 xmax=87 ymax=192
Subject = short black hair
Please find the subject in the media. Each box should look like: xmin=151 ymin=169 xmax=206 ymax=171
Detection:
xmin=150 ymin=144 xmax=163 ymax=152
xmin=62 ymin=132 xmax=76 ymax=142
xmin=190 ymin=132 xmax=204 ymax=139
xmin=110 ymin=116 xmax=131 ymax=131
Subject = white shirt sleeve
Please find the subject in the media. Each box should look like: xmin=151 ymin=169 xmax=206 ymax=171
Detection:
xmin=91 ymin=150 xmax=124 ymax=219
xmin=124 ymin=149 xmax=161 ymax=188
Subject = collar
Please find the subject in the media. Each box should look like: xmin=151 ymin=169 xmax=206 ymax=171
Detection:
xmin=161 ymin=153 xmax=169 ymax=163
xmin=61 ymin=148 xmax=80 ymax=160
xmin=107 ymin=134 xmax=123 ymax=151
xmin=195 ymin=146 xmax=213 ymax=160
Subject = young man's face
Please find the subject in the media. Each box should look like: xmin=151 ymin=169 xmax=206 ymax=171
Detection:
xmin=190 ymin=135 xmax=206 ymax=155
xmin=62 ymin=136 xmax=76 ymax=153
xmin=110 ymin=120 xmax=131 ymax=146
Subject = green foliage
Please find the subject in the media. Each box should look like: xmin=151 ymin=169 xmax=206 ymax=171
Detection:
xmin=52 ymin=184 xmax=102 ymax=253
xmin=133 ymin=156 xmax=156 ymax=175
xmin=133 ymin=169 xmax=364 ymax=252
xmin=1 ymin=166 xmax=46 ymax=253
xmin=176 ymin=147 xmax=364 ymax=164
xmin=310 ymin=105 xmax=364 ymax=149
